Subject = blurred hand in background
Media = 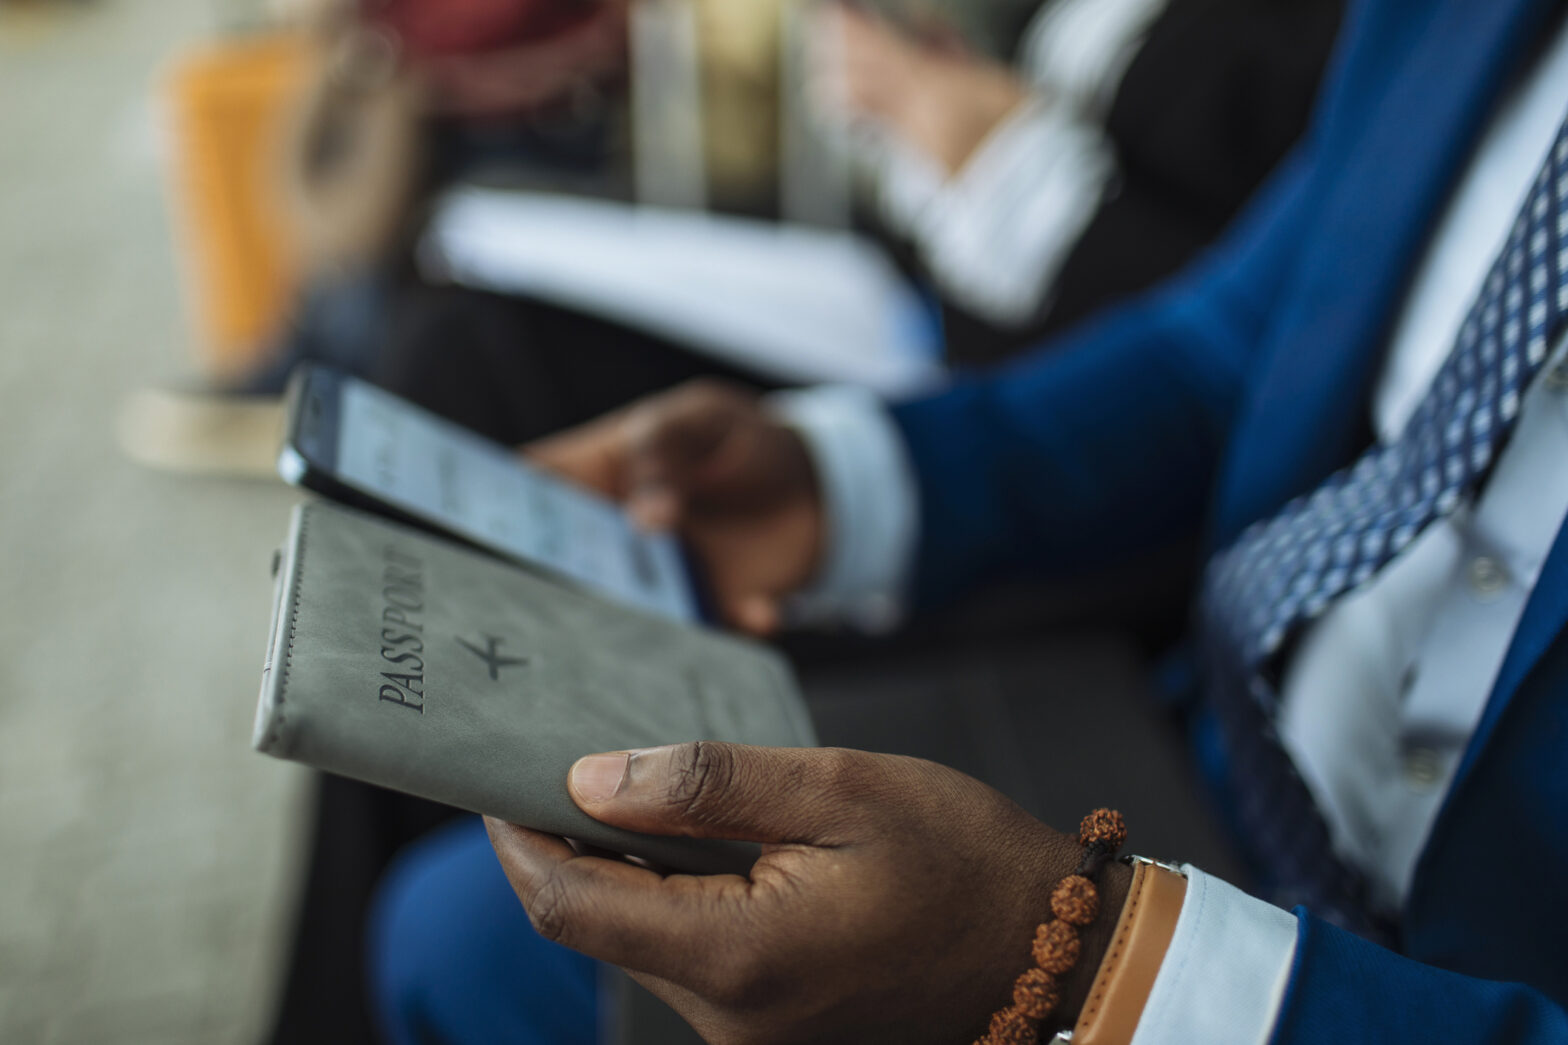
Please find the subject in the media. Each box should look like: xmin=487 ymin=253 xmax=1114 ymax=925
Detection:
xmin=811 ymin=2 xmax=1028 ymax=176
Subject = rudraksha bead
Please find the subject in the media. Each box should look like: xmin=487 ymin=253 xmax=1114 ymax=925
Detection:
xmin=1078 ymin=809 xmax=1128 ymax=851
xmin=978 ymin=809 xmax=1125 ymax=1045
xmin=1012 ymin=967 xmax=1061 ymax=1020
xmin=1031 ymin=918 xmax=1081 ymax=975
xmin=1050 ymin=875 xmax=1100 ymax=926
xmin=986 ymin=1005 xmax=1039 ymax=1045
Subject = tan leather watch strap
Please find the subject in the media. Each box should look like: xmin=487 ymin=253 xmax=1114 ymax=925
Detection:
xmin=1071 ymin=861 xmax=1188 ymax=1045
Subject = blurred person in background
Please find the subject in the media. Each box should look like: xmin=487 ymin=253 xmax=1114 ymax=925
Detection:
xmin=137 ymin=0 xmax=633 ymax=414
xmin=130 ymin=0 xmax=1336 ymax=468
xmin=820 ymin=0 xmax=1343 ymax=363
xmin=366 ymin=0 xmax=1341 ymax=449
xmin=169 ymin=0 xmax=1341 ymax=408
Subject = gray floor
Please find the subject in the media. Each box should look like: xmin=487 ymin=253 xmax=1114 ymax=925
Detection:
xmin=0 ymin=2 xmax=309 ymax=1041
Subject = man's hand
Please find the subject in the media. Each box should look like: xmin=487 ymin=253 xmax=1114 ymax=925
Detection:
xmin=486 ymin=743 xmax=1133 ymax=1044
xmin=812 ymin=4 xmax=1029 ymax=176
xmin=526 ymin=381 xmax=823 ymax=635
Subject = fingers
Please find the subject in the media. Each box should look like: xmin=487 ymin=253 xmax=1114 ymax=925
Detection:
xmin=811 ymin=2 xmax=907 ymax=120
xmin=620 ymin=383 xmax=753 ymax=525
xmin=683 ymin=499 xmax=823 ymax=634
xmin=725 ymin=593 xmax=781 ymax=636
xmin=525 ymin=381 xmax=756 ymax=526
xmin=484 ymin=817 xmax=745 ymax=982
xmin=525 ymin=412 xmax=628 ymax=496
xmin=567 ymin=742 xmax=870 ymax=845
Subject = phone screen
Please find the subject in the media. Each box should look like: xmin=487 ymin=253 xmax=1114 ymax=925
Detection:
xmin=297 ymin=376 xmax=698 ymax=622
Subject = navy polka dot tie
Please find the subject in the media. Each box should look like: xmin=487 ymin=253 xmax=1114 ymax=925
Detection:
xmin=1199 ymin=110 xmax=1568 ymax=933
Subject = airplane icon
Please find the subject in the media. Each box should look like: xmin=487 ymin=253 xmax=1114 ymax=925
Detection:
xmin=456 ymin=635 xmax=529 ymax=681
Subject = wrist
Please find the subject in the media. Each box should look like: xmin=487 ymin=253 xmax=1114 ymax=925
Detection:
xmin=1050 ymin=857 xmax=1134 ymax=1032
xmin=766 ymin=386 xmax=918 ymax=632
xmin=1069 ymin=859 xmax=1190 ymax=1045
xmin=979 ymin=813 xmax=1135 ymax=1043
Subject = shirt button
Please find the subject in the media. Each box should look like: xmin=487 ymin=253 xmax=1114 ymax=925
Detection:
xmin=1398 ymin=664 xmax=1419 ymax=699
xmin=1468 ymin=556 xmax=1508 ymax=598
xmin=1402 ymin=747 xmax=1444 ymax=792
xmin=1543 ymin=361 xmax=1568 ymax=391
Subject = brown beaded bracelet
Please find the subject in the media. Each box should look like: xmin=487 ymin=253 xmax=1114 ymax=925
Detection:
xmin=973 ymin=809 xmax=1128 ymax=1045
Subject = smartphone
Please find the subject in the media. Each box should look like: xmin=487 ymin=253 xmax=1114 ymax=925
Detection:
xmin=279 ymin=364 xmax=701 ymax=623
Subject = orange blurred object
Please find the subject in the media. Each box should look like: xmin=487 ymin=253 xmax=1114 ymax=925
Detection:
xmin=162 ymin=33 xmax=318 ymax=381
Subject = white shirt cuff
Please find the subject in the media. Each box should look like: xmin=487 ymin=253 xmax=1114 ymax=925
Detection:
xmin=1129 ymin=867 xmax=1300 ymax=1045
xmin=913 ymin=97 xmax=1116 ymax=326
xmin=869 ymin=131 xmax=950 ymax=241
xmin=766 ymin=385 xmax=918 ymax=632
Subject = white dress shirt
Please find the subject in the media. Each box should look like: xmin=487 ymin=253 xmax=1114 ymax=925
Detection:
xmin=854 ymin=0 xmax=1168 ymax=326
xmin=775 ymin=16 xmax=1568 ymax=1044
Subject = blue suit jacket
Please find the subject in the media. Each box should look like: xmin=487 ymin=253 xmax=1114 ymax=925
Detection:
xmin=890 ymin=0 xmax=1568 ymax=1040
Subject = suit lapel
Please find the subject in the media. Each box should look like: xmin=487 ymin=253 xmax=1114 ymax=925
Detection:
xmin=1213 ymin=0 xmax=1562 ymax=545
xmin=1455 ymin=517 xmax=1568 ymax=789
xmin=1407 ymin=513 xmax=1568 ymax=919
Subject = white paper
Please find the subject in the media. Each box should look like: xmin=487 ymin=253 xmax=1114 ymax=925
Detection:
xmin=420 ymin=187 xmax=947 ymax=396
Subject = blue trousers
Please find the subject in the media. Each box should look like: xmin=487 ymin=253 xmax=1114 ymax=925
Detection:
xmin=369 ymin=817 xmax=603 ymax=1045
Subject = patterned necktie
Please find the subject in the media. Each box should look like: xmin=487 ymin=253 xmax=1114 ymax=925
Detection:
xmin=1199 ymin=108 xmax=1568 ymax=933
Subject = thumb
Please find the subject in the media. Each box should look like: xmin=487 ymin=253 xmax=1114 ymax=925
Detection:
xmin=567 ymin=742 xmax=862 ymax=846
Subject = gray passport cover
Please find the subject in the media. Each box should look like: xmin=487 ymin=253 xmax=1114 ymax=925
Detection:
xmin=255 ymin=500 xmax=816 ymax=874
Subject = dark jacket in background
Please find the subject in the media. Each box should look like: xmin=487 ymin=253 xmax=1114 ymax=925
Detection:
xmin=944 ymin=0 xmax=1343 ymax=364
